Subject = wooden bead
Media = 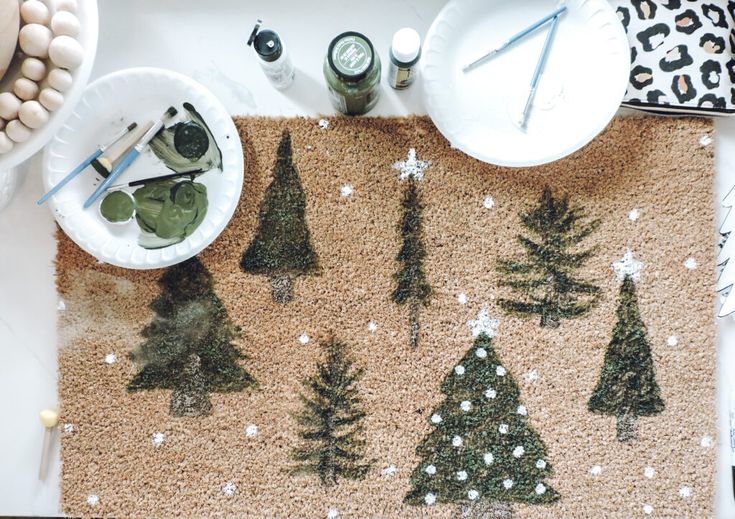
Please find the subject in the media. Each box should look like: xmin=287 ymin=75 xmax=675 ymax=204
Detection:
xmin=21 ymin=57 xmax=47 ymax=81
xmin=39 ymin=88 xmax=63 ymax=111
xmin=14 ymin=77 xmax=39 ymax=101
xmin=0 ymin=92 xmax=21 ymax=120
xmin=47 ymin=68 xmax=72 ymax=92
xmin=20 ymin=0 xmax=50 ymax=24
xmin=49 ymin=35 xmax=83 ymax=70
xmin=0 ymin=131 xmax=13 ymax=153
xmin=6 ymin=120 xmax=32 ymax=143
xmin=18 ymin=23 xmax=53 ymax=59
xmin=50 ymin=10 xmax=79 ymax=37
xmin=19 ymin=100 xmax=48 ymax=129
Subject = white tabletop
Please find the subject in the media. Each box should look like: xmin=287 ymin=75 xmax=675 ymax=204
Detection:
xmin=0 ymin=0 xmax=733 ymax=516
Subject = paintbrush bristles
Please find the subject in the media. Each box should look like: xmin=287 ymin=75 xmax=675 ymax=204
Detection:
xmin=127 ymin=122 xmax=138 ymax=131
xmin=166 ymin=106 xmax=178 ymax=118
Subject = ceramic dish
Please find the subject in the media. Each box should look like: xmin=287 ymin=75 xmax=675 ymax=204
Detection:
xmin=421 ymin=0 xmax=629 ymax=167
xmin=43 ymin=67 xmax=244 ymax=269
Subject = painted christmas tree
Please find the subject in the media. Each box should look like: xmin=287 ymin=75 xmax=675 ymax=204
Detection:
xmin=128 ymin=256 xmax=257 ymax=417
xmin=405 ymin=309 xmax=559 ymax=517
xmin=392 ymin=148 xmax=432 ymax=348
xmin=589 ymin=251 xmax=665 ymax=442
xmin=497 ymin=186 xmax=600 ymax=328
xmin=291 ymin=337 xmax=371 ymax=486
xmin=241 ymin=129 xmax=318 ymax=303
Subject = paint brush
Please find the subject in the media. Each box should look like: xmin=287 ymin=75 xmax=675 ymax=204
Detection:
xmin=107 ymin=170 xmax=204 ymax=191
xmin=463 ymin=4 xmax=567 ymax=73
xmin=36 ymin=123 xmax=139 ymax=205
xmin=38 ymin=409 xmax=59 ymax=480
xmin=83 ymin=107 xmax=178 ymax=209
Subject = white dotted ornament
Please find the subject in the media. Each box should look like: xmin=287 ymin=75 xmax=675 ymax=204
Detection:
xmin=104 ymin=353 xmax=117 ymax=365
xmin=245 ymin=424 xmax=258 ymax=437
xmin=455 ymin=365 xmax=465 ymax=375
xmin=425 ymin=464 xmax=437 ymax=475
xmin=536 ymin=459 xmax=546 ymax=469
xmin=468 ymin=489 xmax=480 ymax=500
xmin=298 ymin=333 xmax=310 ymax=345
xmin=496 ymin=366 xmax=506 ymax=376
xmin=327 ymin=508 xmax=339 ymax=519
xmin=475 ymin=347 xmax=487 ymax=359
xmin=452 ymin=435 xmax=463 ymax=447
xmin=643 ymin=504 xmax=653 ymax=515
xmin=222 ymin=482 xmax=237 ymax=496
xmin=431 ymin=413 xmax=442 ymax=424
xmin=457 ymin=292 xmax=468 ymax=305
xmin=485 ymin=388 xmax=497 ymax=399
xmin=456 ymin=470 xmax=468 ymax=481
xmin=679 ymin=485 xmax=692 ymax=498
xmin=535 ymin=483 xmax=546 ymax=495
xmin=590 ymin=465 xmax=603 ymax=476
xmin=517 ymin=405 xmax=527 ymax=416
xmin=684 ymin=257 xmax=697 ymax=270
xmin=318 ymin=119 xmax=329 ymax=130
xmin=512 ymin=446 xmax=525 ymax=458
xmin=700 ymin=435 xmax=713 ymax=448
xmin=628 ymin=208 xmax=640 ymax=221
xmin=340 ymin=184 xmax=353 ymax=197
xmin=484 ymin=452 xmax=494 ymax=465
xmin=382 ymin=465 xmax=397 ymax=477
xmin=424 ymin=493 xmax=436 ymax=505
xmin=667 ymin=335 xmax=678 ymax=347
xmin=367 ymin=321 xmax=378 ymax=333
xmin=86 ymin=494 xmax=99 ymax=506
xmin=460 ymin=400 xmax=472 ymax=412
xmin=499 ymin=423 xmax=509 ymax=434
xmin=151 ymin=432 xmax=164 ymax=447
xmin=644 ymin=466 xmax=655 ymax=479
xmin=483 ymin=196 xmax=495 ymax=209
xmin=503 ymin=479 xmax=513 ymax=489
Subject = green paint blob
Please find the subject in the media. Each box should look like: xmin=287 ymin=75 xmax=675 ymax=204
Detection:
xmin=99 ymin=190 xmax=135 ymax=223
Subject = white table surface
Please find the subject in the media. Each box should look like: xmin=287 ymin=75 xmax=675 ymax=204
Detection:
xmin=0 ymin=0 xmax=733 ymax=516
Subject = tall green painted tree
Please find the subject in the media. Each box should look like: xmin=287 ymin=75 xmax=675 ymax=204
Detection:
xmin=291 ymin=337 xmax=371 ymax=486
xmin=128 ymin=256 xmax=257 ymax=417
xmin=241 ymin=129 xmax=318 ymax=303
xmin=405 ymin=309 xmax=559 ymax=518
xmin=497 ymin=186 xmax=600 ymax=328
xmin=589 ymin=251 xmax=665 ymax=442
xmin=392 ymin=148 xmax=432 ymax=348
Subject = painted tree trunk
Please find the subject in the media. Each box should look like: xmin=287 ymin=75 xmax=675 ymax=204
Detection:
xmin=616 ymin=412 xmax=638 ymax=442
xmin=271 ymin=273 xmax=294 ymax=303
xmin=457 ymin=500 xmax=512 ymax=519
xmin=170 ymin=354 xmax=212 ymax=417
xmin=410 ymin=301 xmax=420 ymax=348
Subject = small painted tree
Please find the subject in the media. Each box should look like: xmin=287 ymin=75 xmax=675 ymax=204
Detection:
xmin=291 ymin=337 xmax=371 ymax=486
xmin=128 ymin=256 xmax=257 ymax=417
xmin=392 ymin=148 xmax=432 ymax=348
xmin=405 ymin=309 xmax=559 ymax=518
xmin=588 ymin=251 xmax=665 ymax=442
xmin=241 ymin=129 xmax=318 ymax=303
xmin=497 ymin=186 xmax=600 ymax=328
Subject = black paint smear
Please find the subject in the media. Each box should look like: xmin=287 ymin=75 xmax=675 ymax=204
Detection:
xmin=632 ymin=0 xmax=657 ymax=19
xmin=659 ymin=45 xmax=694 ymax=72
xmin=674 ymin=9 xmax=702 ymax=35
xmin=700 ymin=33 xmax=726 ymax=53
xmin=671 ymin=74 xmax=697 ymax=103
xmin=699 ymin=93 xmax=727 ymax=109
xmin=701 ymin=60 xmax=722 ymax=88
xmin=636 ymin=23 xmax=670 ymax=51
xmin=631 ymin=65 xmax=654 ymax=88
xmin=703 ymin=3 xmax=728 ymax=28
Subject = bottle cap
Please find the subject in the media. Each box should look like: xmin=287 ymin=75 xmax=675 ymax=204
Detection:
xmin=247 ymin=21 xmax=283 ymax=63
xmin=391 ymin=28 xmax=421 ymax=65
xmin=328 ymin=31 xmax=375 ymax=82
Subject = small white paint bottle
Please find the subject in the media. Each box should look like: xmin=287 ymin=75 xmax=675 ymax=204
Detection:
xmin=388 ymin=28 xmax=421 ymax=90
xmin=247 ymin=20 xmax=295 ymax=90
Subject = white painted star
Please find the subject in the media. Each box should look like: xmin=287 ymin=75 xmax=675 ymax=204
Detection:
xmin=467 ymin=308 xmax=499 ymax=338
xmin=245 ymin=424 xmax=258 ymax=437
xmin=612 ymin=250 xmax=643 ymax=282
xmin=152 ymin=432 xmax=165 ymax=447
xmin=104 ymin=353 xmax=117 ymax=365
xmin=393 ymin=148 xmax=430 ymax=181
xmin=340 ymin=184 xmax=353 ymax=197
xmin=483 ymin=196 xmax=495 ymax=209
xmin=222 ymin=482 xmax=237 ymax=496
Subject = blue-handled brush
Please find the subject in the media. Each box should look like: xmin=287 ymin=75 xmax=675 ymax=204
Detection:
xmin=83 ymin=106 xmax=177 ymax=209
xmin=37 ymin=123 xmax=138 ymax=205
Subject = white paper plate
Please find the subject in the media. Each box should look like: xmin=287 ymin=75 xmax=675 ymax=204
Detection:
xmin=0 ymin=0 xmax=98 ymax=171
xmin=43 ymin=67 xmax=244 ymax=269
xmin=421 ymin=0 xmax=630 ymax=167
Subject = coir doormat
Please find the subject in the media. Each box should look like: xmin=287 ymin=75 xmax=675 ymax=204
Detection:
xmin=57 ymin=117 xmax=716 ymax=518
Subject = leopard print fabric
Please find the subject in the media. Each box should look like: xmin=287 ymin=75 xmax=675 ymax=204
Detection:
xmin=611 ymin=0 xmax=735 ymax=114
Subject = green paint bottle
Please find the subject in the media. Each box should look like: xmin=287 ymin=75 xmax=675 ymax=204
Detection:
xmin=323 ymin=31 xmax=381 ymax=115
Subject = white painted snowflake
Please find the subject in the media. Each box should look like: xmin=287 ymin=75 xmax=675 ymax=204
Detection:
xmin=496 ymin=366 xmax=506 ymax=377
xmin=590 ymin=465 xmax=602 ymax=476
xmin=63 ymin=423 xmax=75 ymax=434
xmin=525 ymin=370 xmax=539 ymax=382
xmin=684 ymin=257 xmax=698 ymax=270
xmin=468 ymin=308 xmax=499 ymax=338
xmin=104 ymin=353 xmax=117 ymax=365
xmin=458 ymin=292 xmax=468 ymax=305
xmin=517 ymin=405 xmax=527 ymax=416
xmin=393 ymin=148 xmax=430 ymax=181
xmin=644 ymin=466 xmax=655 ymax=479
xmin=222 ymin=482 xmax=237 ymax=496
xmin=475 ymin=347 xmax=487 ymax=359
xmin=152 ymin=432 xmax=165 ymax=447
xmin=368 ymin=321 xmax=378 ymax=333
xmin=503 ymin=479 xmax=513 ymax=489
xmin=679 ymin=485 xmax=692 ymax=498
xmin=425 ymin=493 xmax=436 ymax=505
xmin=536 ymin=459 xmax=546 ymax=469
xmin=457 ymin=470 xmax=468 ymax=481
xmin=535 ymin=483 xmax=546 ymax=495
xmin=425 ymin=464 xmax=437 ymax=475
xmin=700 ymin=134 xmax=713 ymax=147
xmin=382 ymin=465 xmax=397 ymax=477
xmin=700 ymin=435 xmax=713 ymax=448
xmin=454 ymin=365 xmax=466 ymax=375
xmin=431 ymin=413 xmax=442 ymax=424
xmin=628 ymin=208 xmax=640 ymax=221
xmin=512 ymin=446 xmax=525 ymax=458
xmin=298 ymin=333 xmax=310 ymax=345
xmin=484 ymin=452 xmax=494 ymax=465
xmin=667 ymin=335 xmax=679 ymax=347
xmin=498 ymin=424 xmax=509 ymax=434
xmin=485 ymin=388 xmax=497 ymax=399
xmin=612 ymin=250 xmax=643 ymax=282
xmin=245 ymin=424 xmax=258 ymax=437
xmin=318 ymin=118 xmax=329 ymax=130
xmin=57 ymin=299 xmax=66 ymax=311
xmin=452 ymin=435 xmax=463 ymax=447
xmin=327 ymin=508 xmax=339 ymax=519
xmin=86 ymin=494 xmax=99 ymax=506
xmin=643 ymin=504 xmax=653 ymax=515
xmin=460 ymin=400 xmax=472 ymax=412
xmin=483 ymin=196 xmax=495 ymax=209
xmin=340 ymin=184 xmax=353 ymax=197
xmin=468 ymin=489 xmax=479 ymax=500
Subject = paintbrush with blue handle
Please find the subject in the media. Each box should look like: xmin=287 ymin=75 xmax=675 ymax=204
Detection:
xmin=83 ymin=106 xmax=178 ymax=209
xmin=37 ymin=122 xmax=139 ymax=205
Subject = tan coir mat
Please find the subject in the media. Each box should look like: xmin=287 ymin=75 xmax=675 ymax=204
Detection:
xmin=57 ymin=116 xmax=716 ymax=518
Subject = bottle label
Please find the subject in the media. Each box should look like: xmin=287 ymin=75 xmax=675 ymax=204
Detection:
xmin=388 ymin=63 xmax=415 ymax=89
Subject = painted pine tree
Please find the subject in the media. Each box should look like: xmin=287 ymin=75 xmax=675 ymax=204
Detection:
xmin=291 ymin=337 xmax=371 ymax=486
xmin=241 ymin=129 xmax=318 ymax=303
xmin=128 ymin=256 xmax=257 ymax=417
xmin=497 ymin=186 xmax=600 ymax=328
xmin=392 ymin=149 xmax=432 ymax=348
xmin=405 ymin=309 xmax=559 ymax=517
xmin=589 ymin=251 xmax=664 ymax=442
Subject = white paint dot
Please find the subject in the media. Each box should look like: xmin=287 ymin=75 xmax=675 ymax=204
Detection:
xmin=425 ymin=464 xmax=436 ymax=475
xmin=152 ymin=432 xmax=165 ymax=447
xmin=57 ymin=299 xmax=66 ymax=311
xmin=643 ymin=504 xmax=653 ymax=515
xmin=485 ymin=388 xmax=497 ymax=399
xmin=318 ymin=119 xmax=329 ymax=129
xmin=484 ymin=452 xmax=494 ymax=465
xmin=525 ymin=369 xmax=539 ymax=382
xmin=382 ymin=465 xmax=397 ymax=477
xmin=475 ymin=347 xmax=487 ymax=359
xmin=536 ymin=459 xmax=546 ymax=469
xmin=456 ymin=470 xmax=468 ymax=481
xmin=245 ymin=424 xmax=258 ymax=437
xmin=498 ymin=423 xmax=509 ymax=434
xmin=700 ymin=435 xmax=713 ymax=448
xmin=452 ymin=435 xmax=463 ymax=447
xmin=700 ymin=134 xmax=713 ymax=147
xmin=483 ymin=196 xmax=495 ymax=209
xmin=535 ymin=483 xmax=546 ymax=495
xmin=628 ymin=208 xmax=641 ymax=221
xmin=327 ymin=508 xmax=339 ymax=519
xmin=644 ymin=466 xmax=655 ymax=479
xmin=305 ymin=144 xmax=314 ymax=151
xmin=496 ymin=366 xmax=506 ymax=376
xmin=512 ymin=446 xmax=525 ymax=458
xmin=367 ymin=321 xmax=378 ymax=333
xmin=63 ymin=423 xmax=75 ymax=434
xmin=679 ymin=485 xmax=692 ymax=498
xmin=455 ymin=365 xmax=465 ymax=375
xmin=517 ymin=405 xmax=527 ymax=416
xmin=222 ymin=482 xmax=236 ymax=496
xmin=104 ymin=353 xmax=117 ymax=365
xmin=460 ymin=400 xmax=472 ymax=412
xmin=503 ymin=479 xmax=513 ymax=489
xmin=430 ymin=414 xmax=442 ymax=424
xmin=667 ymin=335 xmax=678 ymax=347
xmin=340 ymin=184 xmax=353 ymax=197
xmin=86 ymin=494 xmax=99 ymax=506
xmin=298 ymin=333 xmax=310 ymax=345
xmin=424 ymin=493 xmax=436 ymax=505
xmin=590 ymin=465 xmax=602 ymax=476
xmin=468 ymin=489 xmax=479 ymax=500
xmin=457 ymin=292 xmax=468 ymax=305
xmin=684 ymin=257 xmax=697 ymax=270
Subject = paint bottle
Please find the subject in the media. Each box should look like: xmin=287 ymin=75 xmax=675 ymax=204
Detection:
xmin=247 ymin=20 xmax=295 ymax=90
xmin=323 ymin=31 xmax=381 ymax=115
xmin=388 ymin=28 xmax=421 ymax=90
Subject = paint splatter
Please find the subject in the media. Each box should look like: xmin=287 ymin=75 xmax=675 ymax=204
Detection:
xmin=152 ymin=432 xmax=165 ymax=447
xmin=298 ymin=333 xmax=310 ymax=345
xmin=454 ymin=365 xmax=465 ymax=375
xmin=700 ymin=435 xmax=713 ymax=448
xmin=467 ymin=308 xmax=499 ymax=338
xmin=679 ymin=485 xmax=692 ymax=498
xmin=452 ymin=435 xmax=463 ymax=446
xmin=628 ymin=208 xmax=640 ymax=221
xmin=63 ymin=423 xmax=74 ymax=434
xmin=503 ymin=479 xmax=514 ymax=489
xmin=367 ymin=321 xmax=378 ymax=333
xmin=382 ymin=465 xmax=397 ymax=477
xmin=612 ymin=250 xmax=643 ymax=282
xmin=468 ymin=489 xmax=480 ymax=500
xmin=245 ymin=424 xmax=258 ymax=437
xmin=667 ymin=335 xmax=678 ymax=347
xmin=525 ymin=369 xmax=539 ymax=382
xmin=86 ymin=494 xmax=99 ymax=506
xmin=318 ymin=119 xmax=329 ymax=130
xmin=700 ymin=134 xmax=713 ymax=147
xmin=483 ymin=196 xmax=495 ymax=209
xmin=475 ymin=347 xmax=487 ymax=359
xmin=57 ymin=299 xmax=66 ymax=311
xmin=424 ymin=493 xmax=436 ymax=505
xmin=517 ymin=405 xmax=527 ymax=415
xmin=431 ymin=413 xmax=442 ymax=424
xmin=340 ymin=184 xmax=353 ymax=197
xmin=644 ymin=466 xmax=655 ymax=478
xmin=684 ymin=257 xmax=698 ymax=270
xmin=457 ymin=292 xmax=468 ymax=305
xmin=222 ymin=482 xmax=236 ymax=496
xmin=327 ymin=508 xmax=339 ymax=519
xmin=590 ymin=465 xmax=603 ymax=476
xmin=643 ymin=504 xmax=653 ymax=515
xmin=104 ymin=353 xmax=117 ymax=365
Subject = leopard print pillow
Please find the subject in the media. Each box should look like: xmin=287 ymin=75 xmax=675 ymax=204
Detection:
xmin=611 ymin=0 xmax=735 ymax=115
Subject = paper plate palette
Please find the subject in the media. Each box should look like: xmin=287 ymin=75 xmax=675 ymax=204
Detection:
xmin=421 ymin=0 xmax=630 ymax=167
xmin=43 ymin=67 xmax=244 ymax=269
